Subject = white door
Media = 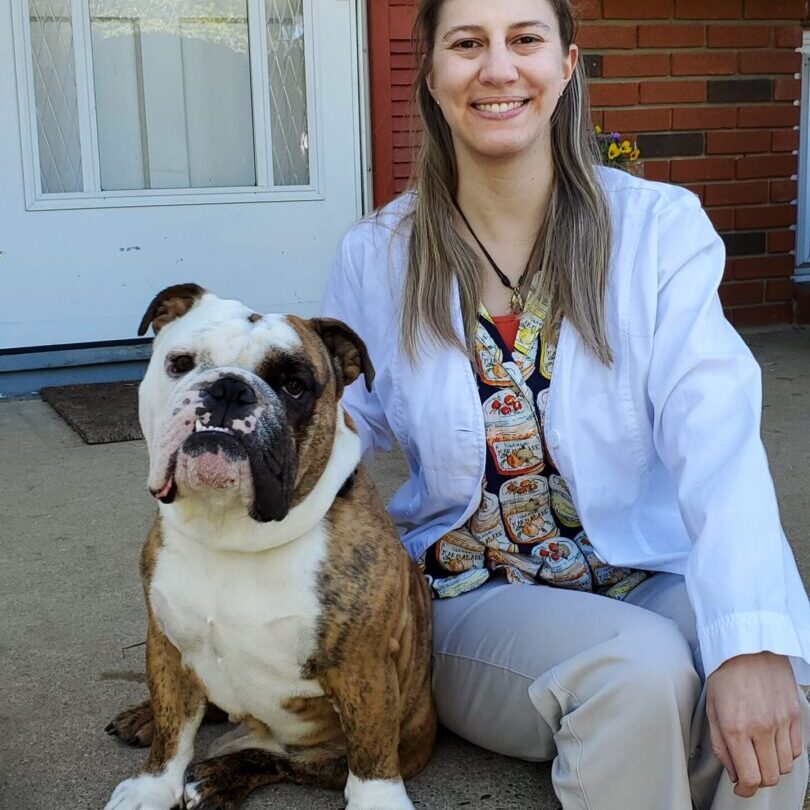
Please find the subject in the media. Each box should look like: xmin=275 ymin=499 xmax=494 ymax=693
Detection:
xmin=1 ymin=0 xmax=366 ymax=350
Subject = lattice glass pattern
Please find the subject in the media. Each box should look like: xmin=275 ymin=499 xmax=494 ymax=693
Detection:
xmin=89 ymin=0 xmax=256 ymax=190
xmin=266 ymin=0 xmax=309 ymax=186
xmin=29 ymin=0 xmax=83 ymax=192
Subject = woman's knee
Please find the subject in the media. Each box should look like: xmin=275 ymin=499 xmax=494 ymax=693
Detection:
xmin=615 ymin=616 xmax=701 ymax=710
xmin=532 ymin=611 xmax=701 ymax=729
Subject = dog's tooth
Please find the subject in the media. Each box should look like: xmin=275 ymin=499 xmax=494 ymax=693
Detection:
xmin=195 ymin=419 xmax=204 ymax=432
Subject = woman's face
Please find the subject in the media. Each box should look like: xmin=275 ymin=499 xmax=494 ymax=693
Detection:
xmin=427 ymin=0 xmax=577 ymax=162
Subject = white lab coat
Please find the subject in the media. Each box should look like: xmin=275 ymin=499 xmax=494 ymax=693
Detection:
xmin=321 ymin=166 xmax=810 ymax=681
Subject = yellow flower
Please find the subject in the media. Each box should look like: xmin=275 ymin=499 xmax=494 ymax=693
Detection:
xmin=630 ymin=148 xmax=641 ymax=161
xmin=620 ymin=140 xmax=632 ymax=155
xmin=608 ymin=143 xmax=621 ymax=160
xmin=595 ymin=125 xmax=602 ymax=134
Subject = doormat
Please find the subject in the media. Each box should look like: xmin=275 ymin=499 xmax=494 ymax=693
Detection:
xmin=40 ymin=382 xmax=143 ymax=444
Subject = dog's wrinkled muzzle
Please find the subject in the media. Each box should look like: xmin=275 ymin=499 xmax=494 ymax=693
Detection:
xmin=148 ymin=371 xmax=296 ymax=522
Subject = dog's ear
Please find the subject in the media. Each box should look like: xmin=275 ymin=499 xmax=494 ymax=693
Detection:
xmin=138 ymin=283 xmax=206 ymax=336
xmin=309 ymin=318 xmax=375 ymax=394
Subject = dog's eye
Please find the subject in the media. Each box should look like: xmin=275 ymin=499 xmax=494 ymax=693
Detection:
xmin=282 ymin=379 xmax=305 ymax=399
xmin=167 ymin=354 xmax=195 ymax=376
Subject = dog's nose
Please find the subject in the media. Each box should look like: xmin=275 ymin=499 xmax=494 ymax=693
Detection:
xmin=205 ymin=375 xmax=257 ymax=406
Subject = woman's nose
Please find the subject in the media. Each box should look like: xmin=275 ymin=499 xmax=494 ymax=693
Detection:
xmin=479 ymin=43 xmax=519 ymax=85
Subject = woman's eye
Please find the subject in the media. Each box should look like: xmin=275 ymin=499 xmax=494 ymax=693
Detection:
xmin=167 ymin=354 xmax=195 ymax=376
xmin=282 ymin=379 xmax=305 ymax=399
xmin=454 ymin=39 xmax=480 ymax=50
xmin=515 ymin=35 xmax=542 ymax=45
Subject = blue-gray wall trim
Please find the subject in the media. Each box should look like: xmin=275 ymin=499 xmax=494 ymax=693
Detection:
xmin=0 ymin=342 xmax=153 ymax=398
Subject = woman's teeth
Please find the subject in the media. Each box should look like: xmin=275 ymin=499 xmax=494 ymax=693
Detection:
xmin=474 ymin=100 xmax=527 ymax=113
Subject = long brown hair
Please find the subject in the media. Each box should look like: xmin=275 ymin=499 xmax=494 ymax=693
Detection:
xmin=401 ymin=0 xmax=613 ymax=365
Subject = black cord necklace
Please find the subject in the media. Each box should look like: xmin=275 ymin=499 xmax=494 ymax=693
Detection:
xmin=453 ymin=199 xmax=528 ymax=314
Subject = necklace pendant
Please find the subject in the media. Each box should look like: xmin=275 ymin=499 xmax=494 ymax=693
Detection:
xmin=511 ymin=289 xmax=524 ymax=314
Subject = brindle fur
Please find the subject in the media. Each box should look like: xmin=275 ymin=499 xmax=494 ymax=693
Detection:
xmin=184 ymin=752 xmax=287 ymax=809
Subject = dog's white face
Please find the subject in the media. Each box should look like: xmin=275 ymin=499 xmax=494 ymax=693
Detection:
xmin=138 ymin=288 xmax=371 ymax=527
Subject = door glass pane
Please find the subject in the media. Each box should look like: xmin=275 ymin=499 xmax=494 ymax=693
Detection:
xmin=89 ymin=0 xmax=256 ymax=190
xmin=29 ymin=0 xmax=84 ymax=193
xmin=266 ymin=0 xmax=309 ymax=186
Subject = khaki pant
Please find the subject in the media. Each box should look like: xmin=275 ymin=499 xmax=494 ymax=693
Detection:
xmin=432 ymin=573 xmax=809 ymax=809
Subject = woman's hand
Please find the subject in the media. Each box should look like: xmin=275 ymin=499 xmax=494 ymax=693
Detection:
xmin=706 ymin=652 xmax=803 ymax=797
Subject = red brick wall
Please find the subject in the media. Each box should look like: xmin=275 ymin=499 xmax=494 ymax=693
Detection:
xmin=367 ymin=0 xmax=807 ymax=327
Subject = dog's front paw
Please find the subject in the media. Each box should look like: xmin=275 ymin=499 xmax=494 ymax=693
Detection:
xmin=104 ymin=775 xmax=180 ymax=810
xmin=344 ymin=773 xmax=415 ymax=810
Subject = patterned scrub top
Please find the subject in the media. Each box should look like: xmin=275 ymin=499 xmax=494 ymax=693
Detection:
xmin=420 ymin=294 xmax=649 ymax=601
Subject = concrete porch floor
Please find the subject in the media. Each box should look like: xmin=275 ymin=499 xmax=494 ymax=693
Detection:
xmin=1 ymin=329 xmax=809 ymax=809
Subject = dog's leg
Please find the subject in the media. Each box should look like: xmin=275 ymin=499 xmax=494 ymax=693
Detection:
xmin=183 ymin=750 xmax=288 ymax=809
xmin=324 ymin=662 xmax=415 ymax=810
xmin=105 ymin=617 xmax=206 ymax=810
xmin=106 ymin=698 xmax=227 ymax=748
xmin=184 ymin=746 xmax=351 ymax=808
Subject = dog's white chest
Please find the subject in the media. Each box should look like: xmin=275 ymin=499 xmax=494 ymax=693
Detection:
xmin=150 ymin=525 xmax=327 ymax=740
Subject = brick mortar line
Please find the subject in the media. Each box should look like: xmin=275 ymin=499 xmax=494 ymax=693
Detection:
xmin=584 ymin=47 xmax=789 ymax=51
xmin=597 ymin=74 xmax=800 ymax=81
xmin=594 ymin=103 xmax=797 ymax=108
xmin=585 ymin=19 xmax=804 ymax=24
xmin=593 ymin=47 xmax=801 ymax=53
xmin=579 ymin=20 xmax=799 ymax=24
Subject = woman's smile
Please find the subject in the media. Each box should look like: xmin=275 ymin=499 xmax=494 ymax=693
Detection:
xmin=470 ymin=98 xmax=531 ymax=119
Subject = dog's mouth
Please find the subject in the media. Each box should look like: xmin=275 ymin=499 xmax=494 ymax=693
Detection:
xmin=150 ymin=412 xmax=294 ymax=523
xmin=151 ymin=472 xmax=177 ymax=503
xmin=182 ymin=425 xmax=248 ymax=459
xmin=193 ymin=418 xmax=236 ymax=435
xmin=149 ymin=419 xmax=245 ymax=501
xmin=171 ymin=426 xmax=249 ymax=496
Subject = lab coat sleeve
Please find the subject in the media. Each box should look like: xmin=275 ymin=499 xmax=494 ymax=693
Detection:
xmin=320 ymin=229 xmax=396 ymax=462
xmin=647 ymin=192 xmax=810 ymax=680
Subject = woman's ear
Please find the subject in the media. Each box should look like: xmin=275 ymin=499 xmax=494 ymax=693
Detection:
xmin=562 ymin=43 xmax=579 ymax=84
xmin=426 ymin=74 xmax=442 ymax=109
xmin=424 ymin=49 xmax=438 ymax=96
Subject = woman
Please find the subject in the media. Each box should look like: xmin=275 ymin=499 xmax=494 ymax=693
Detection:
xmin=322 ymin=0 xmax=810 ymax=806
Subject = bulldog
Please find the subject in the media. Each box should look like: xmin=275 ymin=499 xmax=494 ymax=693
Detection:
xmin=104 ymin=284 xmax=435 ymax=810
